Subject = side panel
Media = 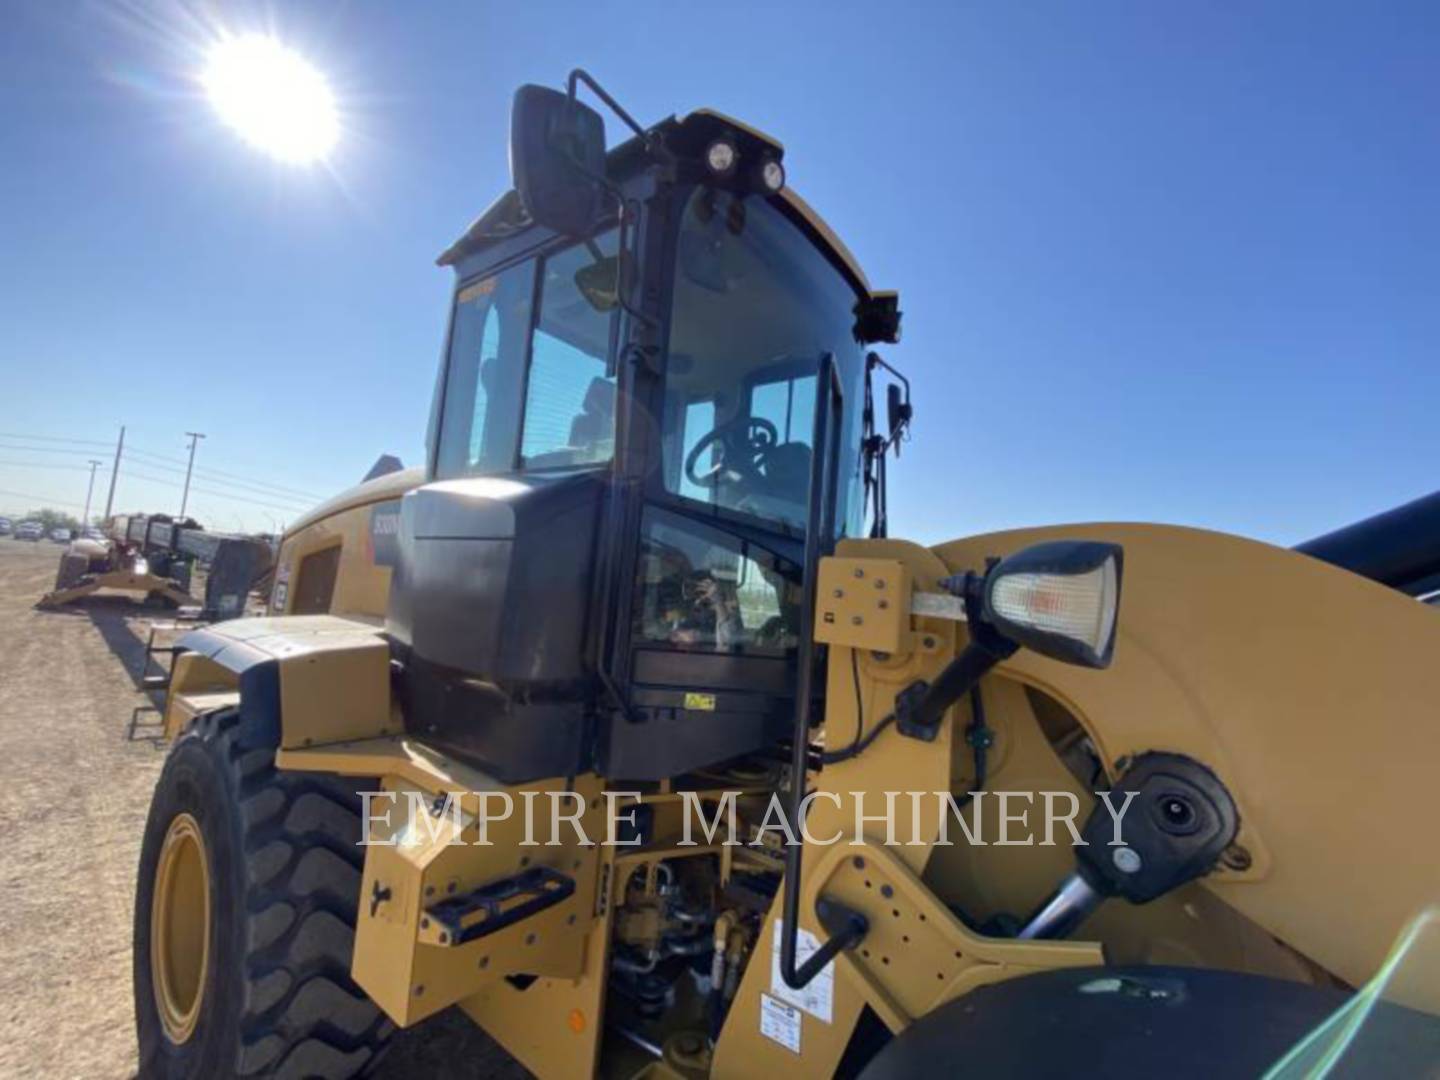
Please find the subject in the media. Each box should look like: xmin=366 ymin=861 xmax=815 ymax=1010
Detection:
xmin=271 ymin=470 xmax=419 ymax=618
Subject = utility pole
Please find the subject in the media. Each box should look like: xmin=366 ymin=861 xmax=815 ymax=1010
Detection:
xmin=82 ymin=459 xmax=104 ymax=525
xmin=102 ymin=425 xmax=125 ymax=521
xmin=179 ymin=431 xmax=205 ymax=519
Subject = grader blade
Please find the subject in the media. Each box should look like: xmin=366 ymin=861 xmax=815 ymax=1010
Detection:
xmin=36 ymin=568 xmax=195 ymax=611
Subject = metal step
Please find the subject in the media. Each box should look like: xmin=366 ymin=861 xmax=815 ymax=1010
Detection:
xmin=419 ymin=865 xmax=575 ymax=947
xmin=140 ymin=622 xmax=186 ymax=692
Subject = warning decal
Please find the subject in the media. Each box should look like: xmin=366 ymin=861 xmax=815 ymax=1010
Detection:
xmin=759 ymin=994 xmax=801 ymax=1054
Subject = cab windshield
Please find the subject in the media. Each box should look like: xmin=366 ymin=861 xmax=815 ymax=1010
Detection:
xmin=659 ymin=187 xmax=866 ymax=538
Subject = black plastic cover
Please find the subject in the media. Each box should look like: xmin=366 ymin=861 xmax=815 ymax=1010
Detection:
xmin=387 ymin=473 xmax=604 ymax=783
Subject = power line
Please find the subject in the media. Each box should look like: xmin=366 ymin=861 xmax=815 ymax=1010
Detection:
xmin=0 ymin=459 xmax=99 ymax=471
xmin=191 ymin=467 xmax=324 ymax=503
xmin=0 ymin=431 xmax=113 ymax=448
xmin=1 ymin=430 xmax=325 ymax=514
xmin=189 ymin=485 xmax=317 ymax=513
xmin=121 ymin=459 xmax=316 ymax=508
xmin=0 ymin=432 xmax=324 ymax=501
xmin=126 ymin=444 xmax=326 ymax=503
xmin=118 ymin=467 xmax=312 ymax=515
xmin=122 ymin=445 xmax=192 ymax=467
xmin=118 ymin=468 xmax=186 ymax=488
xmin=99 ymin=453 xmax=186 ymax=475
xmin=0 ymin=442 xmax=108 ymax=456
xmin=193 ymin=471 xmax=321 ymax=505
xmin=123 ymin=448 xmax=319 ymax=505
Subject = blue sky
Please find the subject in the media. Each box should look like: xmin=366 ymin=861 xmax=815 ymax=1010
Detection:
xmin=1 ymin=1 xmax=1435 ymax=541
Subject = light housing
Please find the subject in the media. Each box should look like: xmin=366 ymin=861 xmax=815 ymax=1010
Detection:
xmin=705 ymin=138 xmax=738 ymax=176
xmin=981 ymin=540 xmax=1123 ymax=668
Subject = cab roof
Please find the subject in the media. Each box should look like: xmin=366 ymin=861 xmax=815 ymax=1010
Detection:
xmin=437 ymin=108 xmax=870 ymax=294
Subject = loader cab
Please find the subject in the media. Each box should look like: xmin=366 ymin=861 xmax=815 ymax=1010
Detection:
xmin=387 ymin=81 xmax=901 ymax=783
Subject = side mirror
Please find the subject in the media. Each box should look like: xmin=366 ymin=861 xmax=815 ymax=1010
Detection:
xmin=982 ymin=540 xmax=1123 ymax=668
xmin=886 ymin=383 xmax=912 ymax=441
xmin=510 ymin=85 xmax=607 ymax=236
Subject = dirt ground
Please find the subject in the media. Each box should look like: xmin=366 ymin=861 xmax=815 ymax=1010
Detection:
xmin=0 ymin=539 xmax=528 ymax=1078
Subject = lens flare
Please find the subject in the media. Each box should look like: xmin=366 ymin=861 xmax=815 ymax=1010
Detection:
xmin=202 ymin=34 xmax=338 ymax=164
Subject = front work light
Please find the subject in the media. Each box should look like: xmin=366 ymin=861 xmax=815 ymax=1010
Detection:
xmin=705 ymin=139 xmax=738 ymax=176
xmin=982 ymin=540 xmax=1123 ymax=668
xmin=758 ymin=157 xmax=785 ymax=193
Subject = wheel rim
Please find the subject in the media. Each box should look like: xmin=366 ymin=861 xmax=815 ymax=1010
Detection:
xmin=151 ymin=812 xmax=211 ymax=1045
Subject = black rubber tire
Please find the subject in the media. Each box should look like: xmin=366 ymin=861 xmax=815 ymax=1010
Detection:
xmin=134 ymin=708 xmax=393 ymax=1078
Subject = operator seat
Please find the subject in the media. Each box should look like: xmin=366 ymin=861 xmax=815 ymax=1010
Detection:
xmin=760 ymin=441 xmax=811 ymax=504
xmin=736 ymin=440 xmax=811 ymax=521
xmin=568 ymin=376 xmax=616 ymax=456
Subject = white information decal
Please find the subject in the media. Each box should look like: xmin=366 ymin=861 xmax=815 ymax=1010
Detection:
xmin=759 ymin=993 xmax=801 ymax=1054
xmin=770 ymin=921 xmax=834 ymax=1022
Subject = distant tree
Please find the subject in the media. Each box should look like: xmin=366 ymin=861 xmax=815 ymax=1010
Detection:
xmin=24 ymin=508 xmax=83 ymax=532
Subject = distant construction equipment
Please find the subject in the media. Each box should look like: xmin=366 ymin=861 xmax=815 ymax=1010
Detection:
xmin=36 ymin=512 xmax=274 ymax=619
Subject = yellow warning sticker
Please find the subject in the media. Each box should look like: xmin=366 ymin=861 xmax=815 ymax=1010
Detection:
xmin=457 ymin=276 xmax=498 ymax=304
xmin=684 ymin=692 xmax=717 ymax=712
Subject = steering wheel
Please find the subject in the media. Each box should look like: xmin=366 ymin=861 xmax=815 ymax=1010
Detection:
xmin=684 ymin=417 xmax=779 ymax=490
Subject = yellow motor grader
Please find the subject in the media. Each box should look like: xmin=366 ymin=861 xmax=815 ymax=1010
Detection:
xmin=134 ymin=71 xmax=1440 ymax=1078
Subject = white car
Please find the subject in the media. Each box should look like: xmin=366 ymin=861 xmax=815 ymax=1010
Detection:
xmin=49 ymin=527 xmax=72 ymax=543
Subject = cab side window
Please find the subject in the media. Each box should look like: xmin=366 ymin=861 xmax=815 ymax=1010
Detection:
xmin=520 ymin=230 xmax=620 ymax=469
xmin=435 ymin=230 xmax=619 ymax=479
xmin=435 ymin=259 xmax=536 ymax=478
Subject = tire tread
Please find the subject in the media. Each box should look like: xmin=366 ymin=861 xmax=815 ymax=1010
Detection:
xmin=195 ymin=708 xmax=391 ymax=1077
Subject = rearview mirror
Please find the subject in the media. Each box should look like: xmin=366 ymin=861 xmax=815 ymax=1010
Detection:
xmin=886 ymin=383 xmax=911 ymax=441
xmin=575 ymin=255 xmax=620 ymax=312
xmin=510 ymin=85 xmax=607 ymax=236
xmin=982 ymin=540 xmax=1123 ymax=668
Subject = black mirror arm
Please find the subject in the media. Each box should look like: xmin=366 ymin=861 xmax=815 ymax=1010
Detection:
xmin=541 ymin=71 xmax=662 ymax=330
xmin=862 ymin=351 xmax=911 ymax=538
xmin=567 ymin=69 xmax=674 ymax=166
xmin=893 ymin=574 xmax=1017 ymax=741
xmin=868 ymin=352 xmax=912 ymax=449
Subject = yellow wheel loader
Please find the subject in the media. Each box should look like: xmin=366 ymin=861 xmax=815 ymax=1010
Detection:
xmin=133 ymin=71 xmax=1440 ymax=1078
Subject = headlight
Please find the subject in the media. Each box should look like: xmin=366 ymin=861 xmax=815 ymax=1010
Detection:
xmin=704 ymin=138 xmax=738 ymax=176
xmin=982 ymin=540 xmax=1123 ymax=668
xmin=757 ymin=157 xmax=785 ymax=193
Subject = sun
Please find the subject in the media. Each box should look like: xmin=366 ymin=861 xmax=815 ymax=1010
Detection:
xmin=202 ymin=34 xmax=338 ymax=165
